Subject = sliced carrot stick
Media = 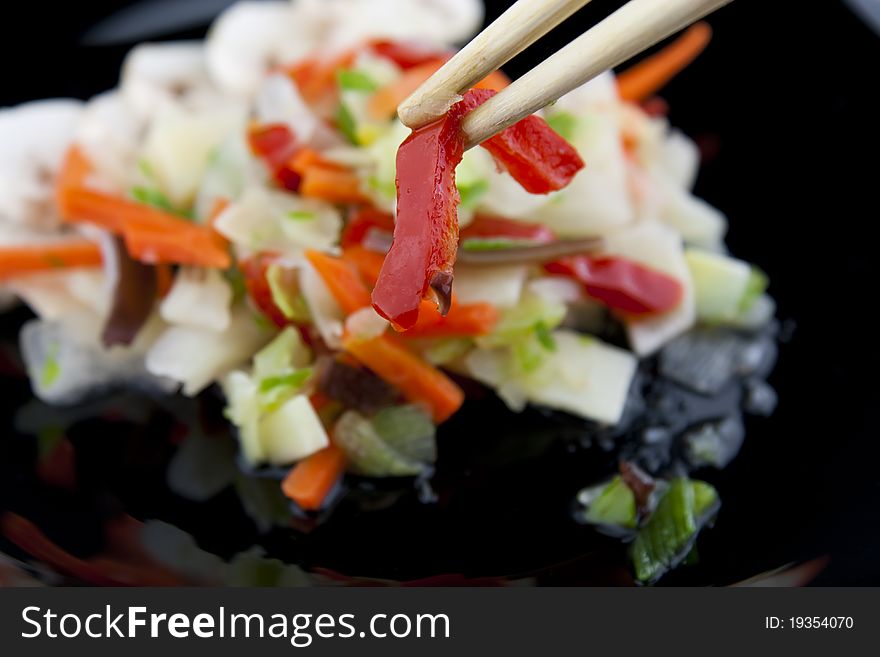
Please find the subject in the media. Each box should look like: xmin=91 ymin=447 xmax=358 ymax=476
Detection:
xmin=289 ymin=148 xmax=348 ymax=176
xmin=368 ymin=59 xmax=511 ymax=121
xmin=0 ymin=240 xmax=103 ymax=280
xmin=282 ymin=444 xmax=347 ymax=511
xmin=341 ymin=245 xmax=386 ymax=287
xmin=367 ymin=58 xmax=447 ymax=120
xmin=342 ymin=333 xmax=464 ymax=423
xmin=286 ymin=50 xmax=357 ymax=106
xmin=55 ymin=146 xmax=92 ymax=201
xmin=617 ymin=22 xmax=713 ymax=102
xmin=305 ymin=250 xmax=372 ymax=314
xmin=474 ymin=69 xmax=512 ymax=92
xmin=206 ymin=197 xmax=231 ymax=252
xmin=123 ymin=222 xmax=230 ymax=269
xmin=300 ymin=166 xmax=371 ymax=205
xmin=403 ymin=300 xmax=499 ymax=339
xmin=55 ymin=147 xmax=231 ymax=269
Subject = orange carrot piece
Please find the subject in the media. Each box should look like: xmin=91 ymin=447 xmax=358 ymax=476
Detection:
xmin=56 ymin=146 xmax=93 ymax=200
xmin=474 ymin=69 xmax=512 ymax=92
xmin=342 ymin=333 xmax=464 ymax=423
xmin=300 ymin=166 xmax=371 ymax=204
xmin=0 ymin=240 xmax=103 ymax=280
xmin=341 ymin=245 xmax=386 ymax=287
xmin=617 ymin=22 xmax=713 ymax=102
xmin=282 ymin=444 xmax=347 ymax=511
xmin=206 ymin=197 xmax=231 ymax=252
xmin=155 ymin=264 xmax=174 ymax=298
xmin=305 ymin=250 xmax=372 ymax=314
xmin=287 ymin=50 xmax=357 ymax=106
xmin=123 ymin=222 xmax=231 ymax=269
xmin=403 ymin=300 xmax=499 ymax=339
xmin=55 ymin=147 xmax=231 ymax=268
xmin=367 ymin=58 xmax=447 ymax=120
xmin=368 ymin=59 xmax=511 ymax=121
xmin=290 ymin=149 xmax=348 ymax=176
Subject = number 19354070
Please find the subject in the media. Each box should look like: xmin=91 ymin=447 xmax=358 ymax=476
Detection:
xmin=765 ymin=617 xmax=854 ymax=630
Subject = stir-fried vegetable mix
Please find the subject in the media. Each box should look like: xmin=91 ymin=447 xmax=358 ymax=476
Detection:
xmin=0 ymin=0 xmax=774 ymax=583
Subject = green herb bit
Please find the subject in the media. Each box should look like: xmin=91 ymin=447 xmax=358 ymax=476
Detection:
xmin=286 ymin=210 xmax=316 ymax=222
xmin=337 ymin=69 xmax=380 ymax=92
xmin=259 ymin=368 xmax=313 ymax=395
xmin=40 ymin=343 xmax=61 ymax=388
xmin=336 ymin=103 xmax=359 ymax=145
xmin=546 ymin=111 xmax=578 ymax=141
xmin=461 ymin=237 xmax=534 ymax=252
xmin=458 ymin=179 xmax=490 ymax=209
xmin=739 ymin=267 xmax=769 ymax=312
xmin=131 ymin=185 xmax=175 ymax=213
xmin=137 ymin=159 xmax=156 ymax=180
xmin=534 ymin=321 xmax=557 ymax=352
xmin=630 ymin=478 xmax=719 ymax=583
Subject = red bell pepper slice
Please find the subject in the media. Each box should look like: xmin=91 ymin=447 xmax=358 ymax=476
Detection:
xmin=475 ymin=90 xmax=585 ymax=194
xmin=247 ymin=123 xmax=301 ymax=191
xmin=372 ymin=90 xmax=584 ymax=331
xmin=370 ymin=40 xmax=450 ymax=70
xmin=240 ymin=252 xmax=292 ymax=328
xmin=459 ymin=214 xmax=557 ymax=244
xmin=371 ymin=93 xmax=479 ymax=330
xmin=545 ymin=255 xmax=684 ymax=316
xmin=341 ymin=207 xmax=395 ymax=248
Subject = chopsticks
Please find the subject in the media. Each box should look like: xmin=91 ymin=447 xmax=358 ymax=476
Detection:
xmin=397 ymin=0 xmax=734 ymax=150
xmin=396 ymin=0 xmax=597 ymax=129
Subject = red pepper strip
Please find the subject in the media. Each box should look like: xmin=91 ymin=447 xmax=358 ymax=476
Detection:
xmin=341 ymin=207 xmax=395 ymax=248
xmin=247 ymin=123 xmax=301 ymax=191
xmin=371 ymin=92 xmax=482 ymax=330
xmin=373 ymin=90 xmax=584 ymax=331
xmin=471 ymin=89 xmax=585 ymax=194
xmin=369 ymin=40 xmax=450 ymax=70
xmin=240 ymin=252 xmax=291 ymax=328
xmin=545 ymin=255 xmax=683 ymax=316
xmin=459 ymin=214 xmax=557 ymax=244
xmin=0 ymin=512 xmax=182 ymax=586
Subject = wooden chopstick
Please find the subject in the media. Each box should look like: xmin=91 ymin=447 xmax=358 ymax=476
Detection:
xmin=460 ymin=0 xmax=733 ymax=149
xmin=396 ymin=0 xmax=596 ymax=129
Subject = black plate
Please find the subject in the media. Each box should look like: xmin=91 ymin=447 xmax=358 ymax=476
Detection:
xmin=1 ymin=0 xmax=879 ymax=586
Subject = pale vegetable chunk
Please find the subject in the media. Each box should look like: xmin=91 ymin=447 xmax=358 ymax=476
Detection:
xmin=221 ymin=370 xmax=265 ymax=464
xmin=466 ymin=330 xmax=637 ymax=425
xmin=299 ymin=260 xmax=345 ymax=350
xmin=160 ymin=267 xmax=233 ymax=333
xmin=259 ymin=395 xmax=329 ymax=465
xmin=603 ymin=222 xmax=696 ymax=356
xmin=146 ymin=306 xmax=270 ymax=396
xmin=453 ymin=264 xmax=528 ymax=308
xmin=214 ymin=186 xmax=342 ymax=256
xmin=142 ymin=105 xmax=246 ymax=206
xmin=685 ymin=249 xmax=752 ymax=322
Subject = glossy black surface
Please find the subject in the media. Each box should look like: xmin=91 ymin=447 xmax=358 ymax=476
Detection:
xmin=1 ymin=0 xmax=879 ymax=585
